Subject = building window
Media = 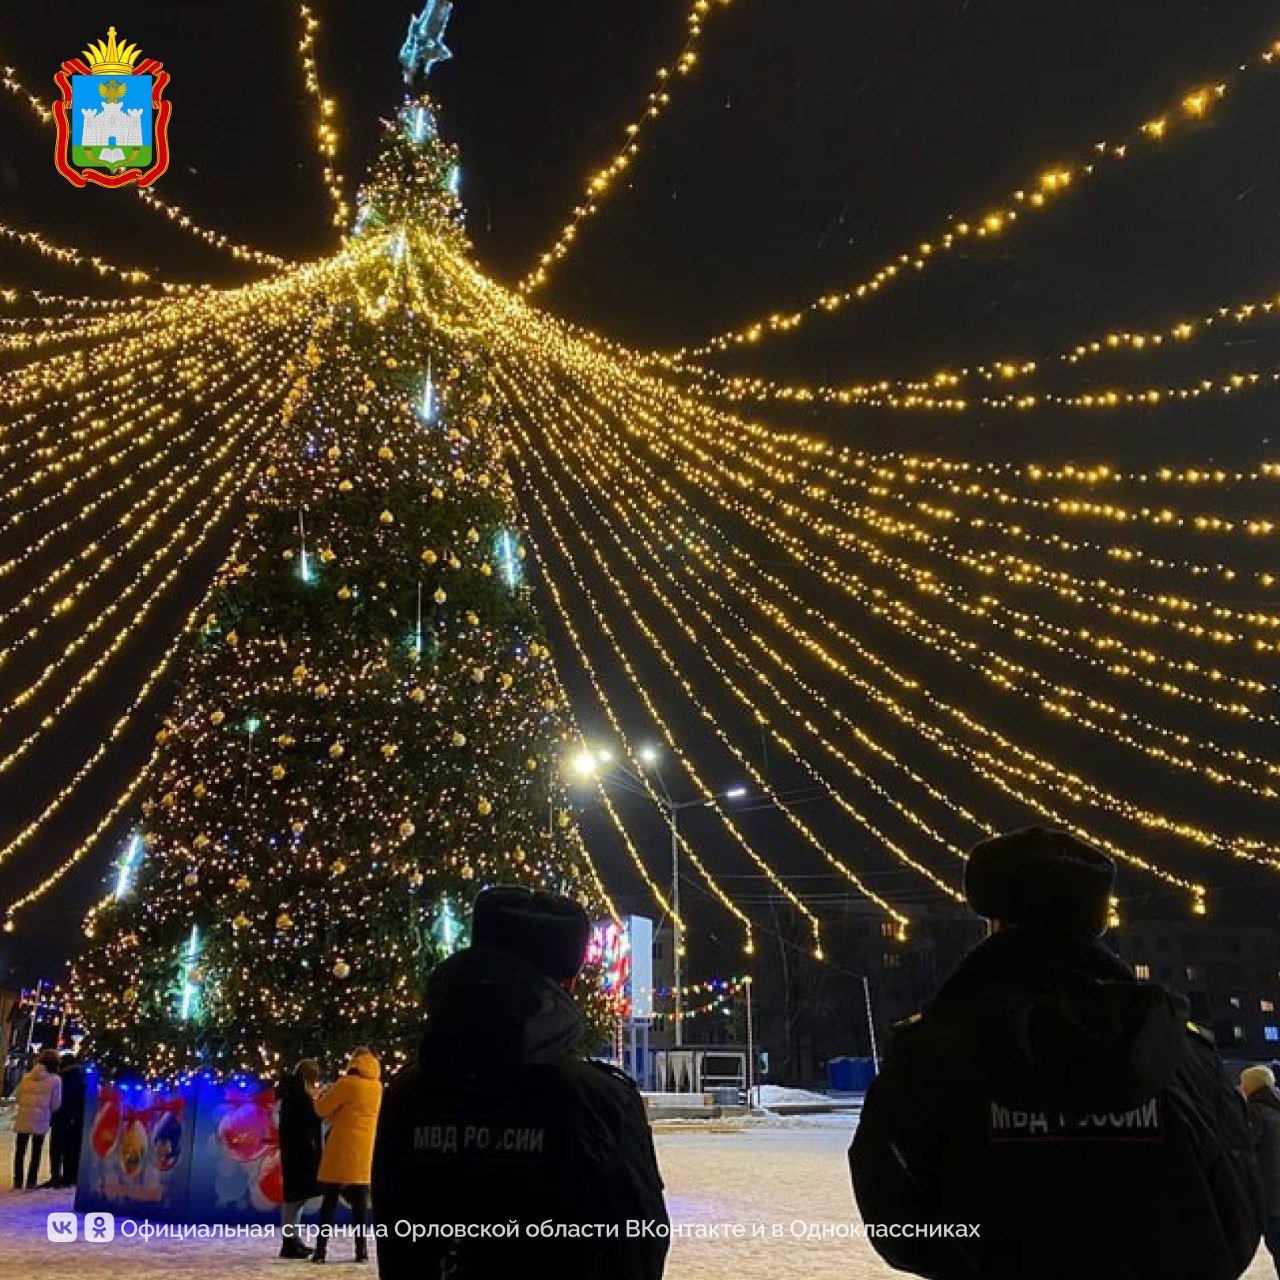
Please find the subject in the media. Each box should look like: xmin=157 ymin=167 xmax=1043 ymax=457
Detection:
xmin=882 ymin=953 xmax=903 ymax=970
xmin=1230 ymin=996 xmax=1242 ymax=1009
xmin=880 ymin=921 xmax=898 ymax=939
xmin=1266 ymin=1026 xmax=1279 ymax=1043
xmin=1263 ymin=1000 xmax=1275 ymax=1014
xmin=1233 ymin=1026 xmax=1247 ymax=1042
xmin=1135 ymin=963 xmax=1151 ymax=980
xmin=1186 ymin=966 xmax=1203 ymax=983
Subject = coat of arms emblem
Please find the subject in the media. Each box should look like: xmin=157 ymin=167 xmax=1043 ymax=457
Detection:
xmin=54 ymin=26 xmax=171 ymax=188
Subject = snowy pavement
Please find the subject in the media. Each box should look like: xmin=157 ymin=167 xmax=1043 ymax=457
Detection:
xmin=0 ymin=1116 xmax=1275 ymax=1278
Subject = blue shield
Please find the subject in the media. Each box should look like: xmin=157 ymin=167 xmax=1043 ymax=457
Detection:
xmin=71 ymin=74 xmax=154 ymax=172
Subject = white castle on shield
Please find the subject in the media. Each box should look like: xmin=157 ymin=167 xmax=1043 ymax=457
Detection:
xmin=80 ymin=99 xmax=144 ymax=148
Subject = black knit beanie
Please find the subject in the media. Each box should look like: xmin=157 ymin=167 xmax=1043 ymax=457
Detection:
xmin=471 ymin=885 xmax=591 ymax=981
xmin=965 ymin=826 xmax=1116 ymax=936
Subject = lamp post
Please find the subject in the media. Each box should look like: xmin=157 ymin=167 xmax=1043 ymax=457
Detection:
xmin=570 ymin=743 xmax=747 ymax=1048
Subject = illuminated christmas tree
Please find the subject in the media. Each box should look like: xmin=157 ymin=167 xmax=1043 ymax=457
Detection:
xmin=72 ymin=86 xmax=605 ymax=1081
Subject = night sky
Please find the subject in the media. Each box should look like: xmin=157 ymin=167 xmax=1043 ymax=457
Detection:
xmin=5 ymin=0 xmax=1280 ymax=981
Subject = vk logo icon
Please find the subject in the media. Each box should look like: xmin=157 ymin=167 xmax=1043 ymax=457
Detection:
xmin=46 ymin=1212 xmax=77 ymax=1242
xmin=85 ymin=1212 xmax=115 ymax=1243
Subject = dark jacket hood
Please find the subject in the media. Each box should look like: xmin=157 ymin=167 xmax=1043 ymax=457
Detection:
xmin=418 ymin=945 xmax=583 ymax=1080
xmin=930 ymin=927 xmax=1188 ymax=1111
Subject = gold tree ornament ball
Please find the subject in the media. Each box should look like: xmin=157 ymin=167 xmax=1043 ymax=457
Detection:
xmin=408 ymin=871 xmax=425 ymax=889
xmin=226 ymin=631 xmax=239 ymax=647
xmin=421 ymin=549 xmax=438 ymax=566
xmin=381 ymin=743 xmax=398 ymax=759
xmin=339 ymin=479 xmax=354 ymax=492
xmin=526 ymin=756 xmax=538 ymax=771
xmin=499 ymin=673 xmax=514 ymax=690
xmin=124 ymin=986 xmax=138 ymax=1003
xmin=271 ymin=764 xmax=287 ymax=781
xmin=338 ymin=586 xmax=353 ymax=600
xmin=399 ymin=819 xmax=416 ymax=839
xmin=329 ymin=741 xmax=345 ymax=759
xmin=466 ymin=528 xmax=480 ymax=545
xmin=378 ymin=445 xmax=394 ymax=460
xmin=234 ymin=876 xmax=251 ymax=892
xmin=331 ymin=859 xmax=347 ymax=876
xmin=479 ymin=563 xmax=493 ymax=578
xmin=319 ymin=547 xmax=336 ymax=564
xmin=451 ymin=731 xmax=467 ymax=747
xmin=233 ymin=913 xmax=250 ymax=931
xmin=292 ymin=664 xmax=309 ymax=683
xmin=465 ymin=611 xmax=479 ymax=626
xmin=278 ymin=733 xmax=296 ymax=747
xmin=478 ymin=473 xmax=492 ymax=489
xmin=461 ymin=863 xmax=475 ymax=880
xmin=385 ymin=356 xmax=399 ymax=369
xmin=448 ymin=556 xmax=461 ymax=570
xmin=326 ymin=446 xmax=341 ymax=461
xmin=379 ymin=510 xmax=395 ymax=526
xmin=193 ymin=833 xmax=210 ymax=850
xmin=276 ymin=912 xmax=293 ymax=931
xmin=433 ymin=588 xmax=448 ymax=605
xmin=477 ymin=798 xmax=493 ymax=817
xmin=291 ymin=821 xmax=306 ymax=836
xmin=333 ymin=958 xmax=352 ymax=979
xmin=315 ymin=683 xmax=331 ymax=698
xmin=431 ymin=487 xmax=445 ymax=501
xmin=193 ymin=782 xmax=207 ymax=798
xmin=557 ymin=811 xmax=572 ymax=830
xmin=210 ymin=709 xmax=225 ymax=726
xmin=471 ymin=667 xmax=486 ymax=683
xmin=409 ymin=686 xmax=427 ymax=704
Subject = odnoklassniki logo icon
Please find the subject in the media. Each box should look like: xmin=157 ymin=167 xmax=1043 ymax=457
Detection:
xmin=53 ymin=26 xmax=171 ymax=188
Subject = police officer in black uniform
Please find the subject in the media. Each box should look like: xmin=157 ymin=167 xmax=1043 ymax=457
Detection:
xmin=850 ymin=826 xmax=1263 ymax=1280
xmin=372 ymin=886 xmax=669 ymax=1278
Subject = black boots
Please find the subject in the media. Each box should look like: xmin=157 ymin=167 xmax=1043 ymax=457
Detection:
xmin=280 ymin=1237 xmax=313 ymax=1259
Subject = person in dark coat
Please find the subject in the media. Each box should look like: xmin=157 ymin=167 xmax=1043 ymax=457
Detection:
xmin=850 ymin=826 xmax=1264 ymax=1280
xmin=372 ymin=886 xmax=669 ymax=1280
xmin=276 ymin=1058 xmax=322 ymax=1260
xmin=1242 ymin=1065 xmax=1280 ymax=1275
xmin=46 ymin=1052 xmax=85 ymax=1188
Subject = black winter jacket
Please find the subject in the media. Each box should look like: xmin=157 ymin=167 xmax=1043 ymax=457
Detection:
xmin=372 ymin=945 xmax=669 ymax=1279
xmin=849 ymin=927 xmax=1263 ymax=1280
xmin=275 ymin=1071 xmax=322 ymax=1203
xmin=1247 ymin=1086 xmax=1280 ymax=1219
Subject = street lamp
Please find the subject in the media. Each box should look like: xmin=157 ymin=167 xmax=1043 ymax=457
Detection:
xmin=570 ymin=741 xmax=747 ymax=1047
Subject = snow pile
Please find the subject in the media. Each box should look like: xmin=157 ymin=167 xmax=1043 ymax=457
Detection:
xmin=755 ymin=1085 xmax=840 ymax=1108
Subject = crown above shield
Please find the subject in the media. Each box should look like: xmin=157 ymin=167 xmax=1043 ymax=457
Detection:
xmin=83 ymin=27 xmax=143 ymax=76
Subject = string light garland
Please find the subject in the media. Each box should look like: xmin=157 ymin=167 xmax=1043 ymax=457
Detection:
xmin=519 ymin=0 xmax=737 ymax=295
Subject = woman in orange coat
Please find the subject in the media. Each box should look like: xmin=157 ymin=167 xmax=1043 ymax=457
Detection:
xmin=312 ymin=1048 xmax=382 ymax=1264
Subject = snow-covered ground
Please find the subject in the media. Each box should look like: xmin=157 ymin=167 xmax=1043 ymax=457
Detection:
xmin=0 ymin=1116 xmax=1274 ymax=1278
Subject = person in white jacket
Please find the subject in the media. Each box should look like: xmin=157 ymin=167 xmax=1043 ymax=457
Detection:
xmin=12 ymin=1050 xmax=62 ymax=1190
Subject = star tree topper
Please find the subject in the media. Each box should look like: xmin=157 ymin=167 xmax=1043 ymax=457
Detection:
xmin=401 ymin=0 xmax=454 ymax=89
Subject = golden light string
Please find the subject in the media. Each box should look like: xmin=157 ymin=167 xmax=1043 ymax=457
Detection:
xmin=473 ymin=290 xmax=1269 ymax=855
xmin=297 ymin=2 xmax=352 ymax=230
xmin=501 ymin=327 xmax=1259 ymax=880
xmin=679 ymin=32 xmax=1280 ymax=359
xmin=440 ymin=254 xmax=1280 ymax=793
xmin=591 ymin=378 xmax=1276 ymax=873
xmin=0 ymin=376 xmax=288 ymax=778
xmin=593 ymin=360 xmax=1280 ymax=708
xmin=0 ymin=334 xmax=276 ymax=588
xmin=519 ymin=0 xmax=737 ymax=295
xmin=0 ymin=344 xmax=216 ymax=511
xmin=572 ymin=344 xmax=1280 ymax=798
xmin=0 ymin=354 xmax=272 ymax=643
xmin=501 ymin=389 xmax=854 ymax=950
xmin=504 ymin=354 xmax=972 ymax=903
xmin=479 ymin=388 xmax=752 ymax=948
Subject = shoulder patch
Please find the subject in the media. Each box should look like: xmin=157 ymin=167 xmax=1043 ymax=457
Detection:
xmin=1186 ymin=1020 xmax=1216 ymax=1048
xmin=587 ymin=1060 xmax=641 ymax=1090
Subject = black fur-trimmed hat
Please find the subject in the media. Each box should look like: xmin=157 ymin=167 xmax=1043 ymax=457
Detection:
xmin=471 ymin=885 xmax=591 ymax=981
xmin=964 ymin=826 xmax=1116 ymax=936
